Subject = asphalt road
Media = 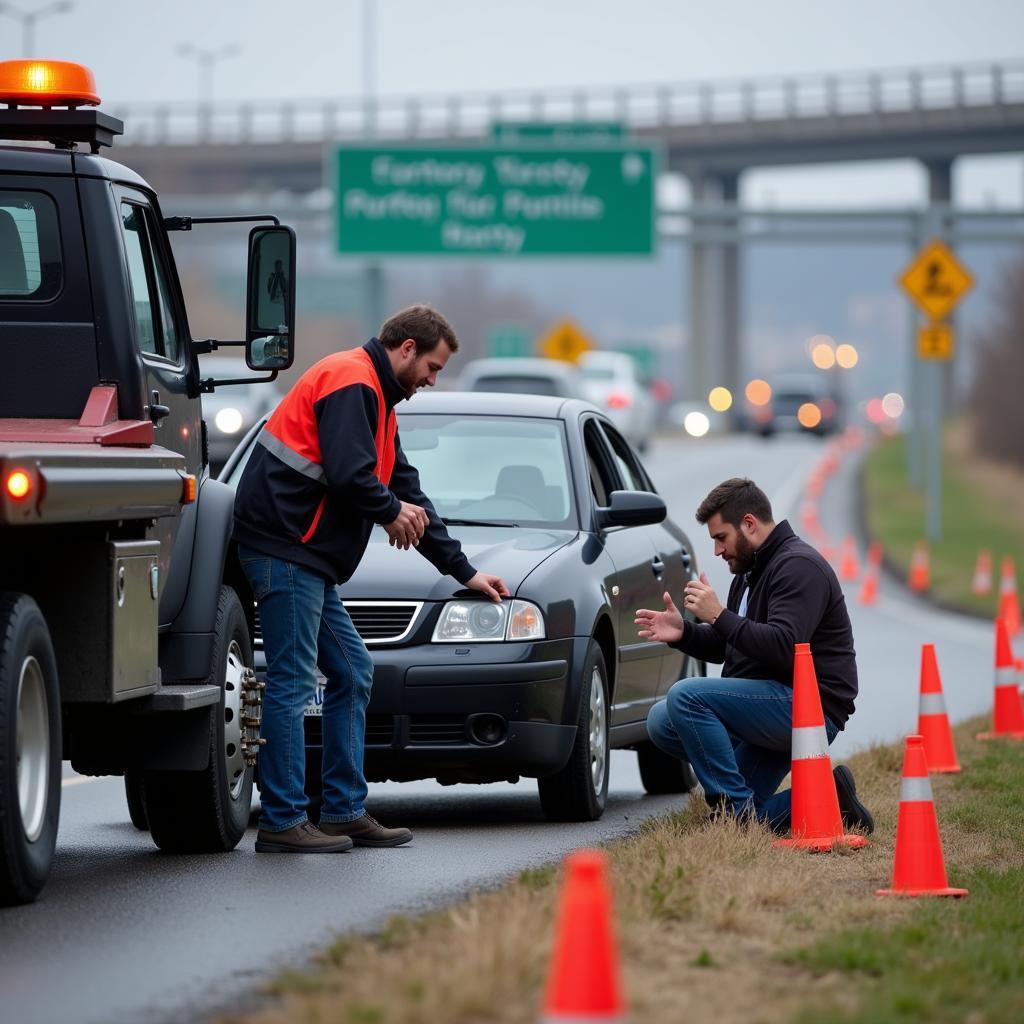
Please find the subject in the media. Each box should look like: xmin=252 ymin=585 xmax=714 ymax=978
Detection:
xmin=0 ymin=431 xmax=999 ymax=1024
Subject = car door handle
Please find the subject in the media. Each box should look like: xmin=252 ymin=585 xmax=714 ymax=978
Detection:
xmin=148 ymin=390 xmax=171 ymax=424
xmin=681 ymin=550 xmax=692 ymax=571
xmin=651 ymin=558 xmax=665 ymax=577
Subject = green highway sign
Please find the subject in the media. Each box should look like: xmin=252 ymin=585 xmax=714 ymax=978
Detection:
xmin=485 ymin=324 xmax=532 ymax=358
xmin=334 ymin=145 xmax=657 ymax=257
xmin=490 ymin=121 xmax=626 ymax=143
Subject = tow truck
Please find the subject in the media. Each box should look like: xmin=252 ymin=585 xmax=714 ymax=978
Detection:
xmin=0 ymin=60 xmax=296 ymax=903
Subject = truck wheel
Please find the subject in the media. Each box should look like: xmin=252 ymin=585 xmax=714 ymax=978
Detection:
xmin=538 ymin=641 xmax=609 ymax=822
xmin=0 ymin=594 xmax=61 ymax=905
xmin=143 ymin=587 xmax=254 ymax=853
xmin=636 ymin=742 xmax=699 ymax=794
xmin=124 ymin=770 xmax=148 ymax=831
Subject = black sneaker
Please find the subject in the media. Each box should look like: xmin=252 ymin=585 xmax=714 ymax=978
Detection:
xmin=833 ymin=764 xmax=874 ymax=834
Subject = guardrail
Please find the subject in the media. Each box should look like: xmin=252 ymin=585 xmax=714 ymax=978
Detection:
xmin=112 ymin=60 xmax=1024 ymax=147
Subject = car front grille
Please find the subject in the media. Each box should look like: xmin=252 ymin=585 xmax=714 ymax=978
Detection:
xmin=305 ymin=714 xmax=470 ymax=747
xmin=253 ymin=600 xmax=422 ymax=649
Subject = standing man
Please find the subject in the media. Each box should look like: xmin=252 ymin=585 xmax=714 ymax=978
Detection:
xmin=635 ymin=478 xmax=873 ymax=834
xmin=234 ymin=305 xmax=509 ymax=853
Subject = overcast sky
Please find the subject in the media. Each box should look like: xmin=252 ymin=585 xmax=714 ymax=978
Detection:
xmin=5 ymin=0 xmax=1023 ymax=203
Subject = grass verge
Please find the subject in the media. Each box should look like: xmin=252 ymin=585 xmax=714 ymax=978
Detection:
xmin=220 ymin=718 xmax=1024 ymax=1024
xmin=862 ymin=420 xmax=1024 ymax=617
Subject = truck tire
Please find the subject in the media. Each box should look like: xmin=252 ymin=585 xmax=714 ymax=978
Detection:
xmin=143 ymin=586 xmax=254 ymax=853
xmin=537 ymin=641 xmax=609 ymax=822
xmin=636 ymin=742 xmax=699 ymax=794
xmin=124 ymin=770 xmax=148 ymax=831
xmin=0 ymin=594 xmax=61 ymax=905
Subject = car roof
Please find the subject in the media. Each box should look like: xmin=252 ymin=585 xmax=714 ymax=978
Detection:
xmin=406 ymin=389 xmax=595 ymax=419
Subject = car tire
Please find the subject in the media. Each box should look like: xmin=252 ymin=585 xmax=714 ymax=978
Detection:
xmin=143 ymin=587 xmax=254 ymax=853
xmin=537 ymin=641 xmax=609 ymax=822
xmin=124 ymin=770 xmax=149 ymax=831
xmin=636 ymin=742 xmax=699 ymax=794
xmin=0 ymin=593 xmax=61 ymax=906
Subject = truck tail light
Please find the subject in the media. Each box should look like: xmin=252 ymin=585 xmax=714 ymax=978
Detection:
xmin=606 ymin=391 xmax=632 ymax=410
xmin=5 ymin=468 xmax=33 ymax=501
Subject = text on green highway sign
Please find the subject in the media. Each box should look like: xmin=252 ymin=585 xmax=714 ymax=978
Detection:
xmin=334 ymin=145 xmax=657 ymax=257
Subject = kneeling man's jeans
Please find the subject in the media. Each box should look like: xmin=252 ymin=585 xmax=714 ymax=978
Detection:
xmin=647 ymin=676 xmax=839 ymax=832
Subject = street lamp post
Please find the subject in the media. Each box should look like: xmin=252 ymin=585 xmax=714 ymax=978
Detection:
xmin=176 ymin=42 xmax=239 ymax=106
xmin=0 ymin=1 xmax=73 ymax=58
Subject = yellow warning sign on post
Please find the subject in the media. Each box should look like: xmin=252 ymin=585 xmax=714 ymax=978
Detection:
xmin=899 ymin=240 xmax=974 ymax=321
xmin=917 ymin=322 xmax=954 ymax=361
xmin=539 ymin=320 xmax=593 ymax=363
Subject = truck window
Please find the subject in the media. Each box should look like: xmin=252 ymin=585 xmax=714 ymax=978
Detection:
xmin=0 ymin=191 xmax=61 ymax=302
xmin=120 ymin=201 xmax=180 ymax=361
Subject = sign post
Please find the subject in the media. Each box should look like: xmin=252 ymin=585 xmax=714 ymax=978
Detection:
xmin=898 ymin=235 xmax=975 ymax=542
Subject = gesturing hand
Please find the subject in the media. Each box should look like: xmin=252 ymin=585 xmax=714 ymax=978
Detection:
xmin=384 ymin=501 xmax=430 ymax=550
xmin=683 ymin=571 xmax=724 ymax=624
xmin=634 ymin=591 xmax=684 ymax=644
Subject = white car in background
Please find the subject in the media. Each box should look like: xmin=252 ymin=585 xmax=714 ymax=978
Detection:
xmin=577 ymin=351 xmax=657 ymax=452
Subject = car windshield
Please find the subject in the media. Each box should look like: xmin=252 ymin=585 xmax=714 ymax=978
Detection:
xmin=400 ymin=414 xmax=575 ymax=527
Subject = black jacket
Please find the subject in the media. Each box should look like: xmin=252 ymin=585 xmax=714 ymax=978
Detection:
xmin=233 ymin=338 xmax=475 ymax=586
xmin=674 ymin=520 xmax=857 ymax=728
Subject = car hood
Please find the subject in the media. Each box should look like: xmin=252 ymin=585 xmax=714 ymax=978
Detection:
xmin=338 ymin=525 xmax=578 ymax=601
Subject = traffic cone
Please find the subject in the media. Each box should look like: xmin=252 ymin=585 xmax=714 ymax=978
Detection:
xmin=867 ymin=541 xmax=883 ymax=569
xmin=858 ymin=562 xmax=879 ymax=606
xmin=976 ymin=618 xmax=1024 ymax=740
xmin=997 ymin=556 xmax=1021 ymax=637
xmin=908 ymin=541 xmax=930 ymax=592
xmin=775 ymin=644 xmax=869 ymax=851
xmin=877 ymin=735 xmax=968 ymax=898
xmin=540 ymin=850 xmax=626 ymax=1023
xmin=971 ymin=549 xmax=993 ymax=597
xmin=839 ymin=536 xmax=860 ymax=582
xmin=916 ymin=644 xmax=960 ymax=773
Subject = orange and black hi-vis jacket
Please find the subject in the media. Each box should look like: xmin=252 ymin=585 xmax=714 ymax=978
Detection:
xmin=232 ymin=338 xmax=475 ymax=586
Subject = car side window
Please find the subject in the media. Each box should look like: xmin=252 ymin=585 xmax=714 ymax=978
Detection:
xmin=599 ymin=423 xmax=654 ymax=493
xmin=583 ymin=420 xmax=619 ymax=507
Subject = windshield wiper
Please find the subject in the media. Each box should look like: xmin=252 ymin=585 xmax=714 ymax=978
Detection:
xmin=441 ymin=517 xmax=519 ymax=528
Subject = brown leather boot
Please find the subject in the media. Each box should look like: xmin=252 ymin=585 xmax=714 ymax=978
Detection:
xmin=255 ymin=820 xmax=354 ymax=853
xmin=319 ymin=813 xmax=413 ymax=847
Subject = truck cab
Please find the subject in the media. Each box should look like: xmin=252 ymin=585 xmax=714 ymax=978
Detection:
xmin=0 ymin=59 xmax=296 ymax=904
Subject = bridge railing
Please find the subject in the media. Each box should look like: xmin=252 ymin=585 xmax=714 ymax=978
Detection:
xmin=111 ymin=60 xmax=1024 ymax=147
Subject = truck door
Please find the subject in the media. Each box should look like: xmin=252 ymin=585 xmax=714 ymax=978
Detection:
xmin=116 ymin=191 xmax=201 ymax=625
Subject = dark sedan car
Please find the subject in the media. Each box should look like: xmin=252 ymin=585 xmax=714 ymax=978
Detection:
xmin=222 ymin=392 xmax=703 ymax=822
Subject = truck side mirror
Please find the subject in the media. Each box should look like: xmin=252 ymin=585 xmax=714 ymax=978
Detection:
xmin=246 ymin=226 xmax=296 ymax=371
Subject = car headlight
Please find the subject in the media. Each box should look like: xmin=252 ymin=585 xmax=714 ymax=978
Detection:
xmin=432 ymin=599 xmax=545 ymax=642
xmin=214 ymin=407 xmax=244 ymax=435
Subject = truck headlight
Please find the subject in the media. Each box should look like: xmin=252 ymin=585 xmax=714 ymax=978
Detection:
xmin=432 ymin=599 xmax=544 ymax=642
xmin=214 ymin=407 xmax=244 ymax=435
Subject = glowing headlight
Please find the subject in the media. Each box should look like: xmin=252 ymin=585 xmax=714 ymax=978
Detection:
xmin=432 ymin=599 xmax=545 ymax=642
xmin=214 ymin=407 xmax=244 ymax=434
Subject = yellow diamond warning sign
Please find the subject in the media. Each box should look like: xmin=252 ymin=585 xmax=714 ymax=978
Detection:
xmin=917 ymin=322 xmax=954 ymax=361
xmin=539 ymin=320 xmax=593 ymax=363
xmin=899 ymin=240 xmax=974 ymax=321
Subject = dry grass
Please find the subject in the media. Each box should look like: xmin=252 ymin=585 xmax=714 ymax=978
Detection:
xmin=219 ymin=716 xmax=1022 ymax=1024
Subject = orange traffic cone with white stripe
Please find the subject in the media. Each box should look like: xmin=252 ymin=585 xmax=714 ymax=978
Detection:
xmin=877 ymin=735 xmax=968 ymax=898
xmin=976 ymin=618 xmax=1024 ymax=740
xmin=838 ymin=536 xmax=860 ymax=582
xmin=971 ymin=549 xmax=993 ymax=597
xmin=540 ymin=850 xmax=626 ymax=1024
xmin=908 ymin=541 xmax=930 ymax=592
xmin=775 ymin=643 xmax=869 ymax=851
xmin=997 ymin=556 xmax=1021 ymax=637
xmin=917 ymin=644 xmax=960 ymax=773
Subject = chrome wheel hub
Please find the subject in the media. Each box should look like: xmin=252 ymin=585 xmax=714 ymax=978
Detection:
xmin=223 ymin=642 xmax=247 ymax=800
xmin=588 ymin=667 xmax=607 ymax=795
xmin=16 ymin=656 xmax=49 ymax=842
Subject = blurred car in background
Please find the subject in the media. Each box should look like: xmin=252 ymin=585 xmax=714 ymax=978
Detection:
xmin=455 ymin=357 xmax=587 ymax=399
xmin=199 ymin=356 xmax=282 ymax=472
xmin=754 ymin=373 xmax=843 ymax=438
xmin=577 ymin=351 xmax=657 ymax=452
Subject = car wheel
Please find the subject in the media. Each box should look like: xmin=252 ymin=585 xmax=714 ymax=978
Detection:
xmin=0 ymin=593 xmax=61 ymax=906
xmin=537 ymin=641 xmax=609 ymax=822
xmin=124 ymin=770 xmax=149 ymax=831
xmin=636 ymin=742 xmax=699 ymax=794
xmin=143 ymin=586 xmax=255 ymax=852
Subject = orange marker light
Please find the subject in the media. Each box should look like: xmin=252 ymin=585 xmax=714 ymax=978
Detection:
xmin=6 ymin=469 xmax=33 ymax=501
xmin=181 ymin=474 xmax=197 ymax=504
xmin=0 ymin=60 xmax=100 ymax=107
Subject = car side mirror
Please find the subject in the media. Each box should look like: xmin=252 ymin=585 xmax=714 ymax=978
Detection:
xmin=246 ymin=225 xmax=296 ymax=371
xmin=596 ymin=490 xmax=666 ymax=529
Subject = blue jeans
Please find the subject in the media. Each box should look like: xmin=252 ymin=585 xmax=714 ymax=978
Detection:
xmin=646 ymin=676 xmax=839 ymax=833
xmin=239 ymin=547 xmax=374 ymax=832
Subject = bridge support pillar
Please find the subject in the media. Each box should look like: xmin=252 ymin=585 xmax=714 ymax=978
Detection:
xmin=923 ymin=158 xmax=957 ymax=410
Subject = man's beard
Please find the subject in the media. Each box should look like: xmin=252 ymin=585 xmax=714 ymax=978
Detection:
xmin=396 ymin=363 xmax=422 ymax=399
xmin=728 ymin=532 xmax=756 ymax=575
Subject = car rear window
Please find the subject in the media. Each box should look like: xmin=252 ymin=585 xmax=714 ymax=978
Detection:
xmin=0 ymin=190 xmax=61 ymax=302
xmin=472 ymin=375 xmax=563 ymax=397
